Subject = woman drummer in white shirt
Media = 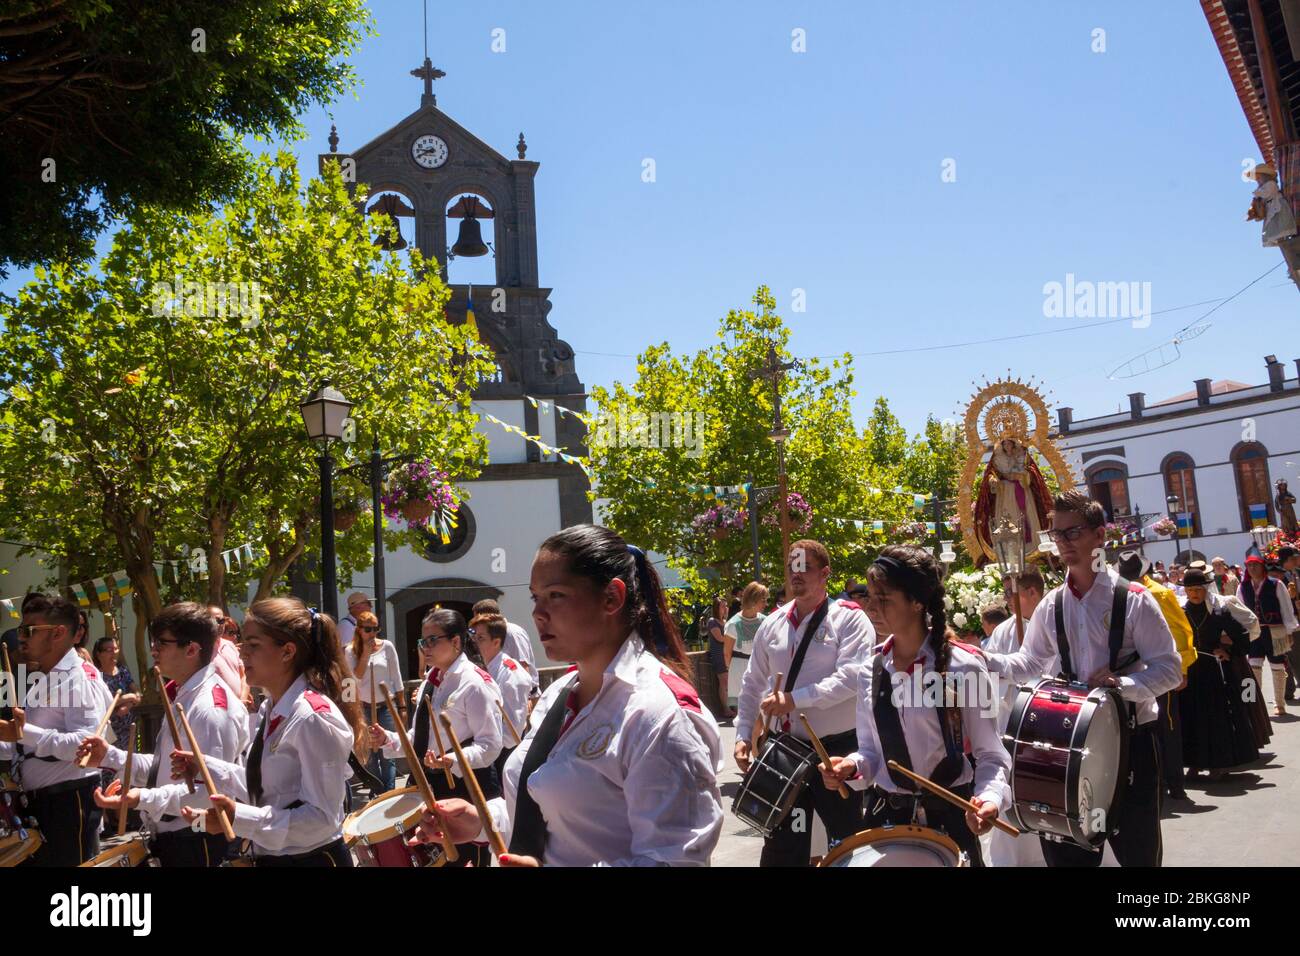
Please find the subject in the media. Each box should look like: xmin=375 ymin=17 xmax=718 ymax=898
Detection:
xmin=410 ymin=523 xmax=724 ymax=866
xmin=821 ymin=544 xmax=1009 ymax=867
xmin=344 ymin=610 xmax=403 ymax=794
xmin=369 ymin=606 xmax=503 ymax=867
xmin=177 ymin=597 xmax=364 ymax=866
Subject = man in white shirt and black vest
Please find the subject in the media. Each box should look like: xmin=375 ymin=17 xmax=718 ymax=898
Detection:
xmin=984 ymin=491 xmax=1181 ymax=866
xmin=735 ymin=539 xmax=873 ymax=866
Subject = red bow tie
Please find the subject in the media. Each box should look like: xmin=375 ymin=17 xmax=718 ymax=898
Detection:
xmin=427 ymin=669 xmax=443 ymax=688
xmin=164 ymin=680 xmax=178 ymax=702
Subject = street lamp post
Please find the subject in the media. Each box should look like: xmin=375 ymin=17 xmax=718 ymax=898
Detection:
xmin=1166 ymin=494 xmax=1181 ymax=564
xmin=299 ymin=381 xmax=353 ymax=619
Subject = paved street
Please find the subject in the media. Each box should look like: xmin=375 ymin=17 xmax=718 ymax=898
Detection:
xmin=713 ymin=707 xmax=1300 ymax=867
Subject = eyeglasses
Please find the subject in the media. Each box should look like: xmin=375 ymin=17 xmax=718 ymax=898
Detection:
xmin=417 ymin=635 xmax=451 ymax=649
xmin=17 ymin=624 xmax=59 ymax=639
xmin=1046 ymin=526 xmax=1092 ymax=543
xmin=358 ymin=626 xmax=379 ymax=633
xmin=148 ymin=636 xmax=183 ymax=649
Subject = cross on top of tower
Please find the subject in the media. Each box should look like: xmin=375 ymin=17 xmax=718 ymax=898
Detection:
xmin=411 ymin=57 xmax=446 ymax=107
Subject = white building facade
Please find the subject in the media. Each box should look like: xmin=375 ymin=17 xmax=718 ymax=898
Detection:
xmin=1054 ymin=355 xmax=1300 ymax=568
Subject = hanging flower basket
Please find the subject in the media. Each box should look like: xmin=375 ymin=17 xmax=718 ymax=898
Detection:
xmin=1150 ymin=517 xmax=1178 ymax=537
xmin=691 ymin=505 xmax=748 ymax=540
xmin=382 ymin=459 xmax=460 ymax=530
xmin=334 ymin=504 xmax=361 ymax=532
xmin=762 ymin=493 xmax=813 ymax=534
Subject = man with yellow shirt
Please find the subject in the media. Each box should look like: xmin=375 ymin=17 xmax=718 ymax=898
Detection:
xmin=1117 ymin=551 xmax=1196 ymax=801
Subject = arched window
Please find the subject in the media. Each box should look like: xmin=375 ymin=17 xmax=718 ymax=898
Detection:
xmin=1086 ymin=463 xmax=1130 ymax=519
xmin=1161 ymin=453 xmax=1200 ymax=536
xmin=1232 ymin=442 xmax=1273 ymax=531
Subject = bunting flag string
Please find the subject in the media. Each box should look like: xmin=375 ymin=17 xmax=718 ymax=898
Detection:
xmin=477 ymin=409 xmax=593 ymax=478
xmin=0 ymin=597 xmax=16 ymax=621
xmin=525 ymin=395 xmax=596 ymax=427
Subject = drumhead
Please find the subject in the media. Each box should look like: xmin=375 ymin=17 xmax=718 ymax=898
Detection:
xmin=820 ymin=826 xmax=965 ymax=868
xmin=344 ymin=787 xmax=426 ymax=843
xmin=1076 ymin=691 xmax=1124 ymax=837
xmin=81 ymin=839 xmax=148 ymax=868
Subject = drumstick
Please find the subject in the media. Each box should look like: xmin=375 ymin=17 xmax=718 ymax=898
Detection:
xmin=380 ymin=682 xmax=458 ymax=863
xmin=886 ymin=759 xmax=1020 ymax=837
xmin=1 ymin=642 xmax=16 ymax=722
xmin=428 ymin=704 xmax=454 ymax=789
xmin=496 ymin=698 xmax=522 ymax=745
xmin=752 ymin=671 xmax=784 ymax=753
xmin=77 ymin=689 xmax=122 ymax=767
xmin=174 ymin=702 xmax=236 ymax=840
xmin=117 ymin=724 xmax=136 ymax=836
xmin=154 ymin=666 xmax=196 ymax=793
xmin=798 ymin=713 xmax=849 ymax=799
xmin=439 ymin=713 xmax=507 ymax=859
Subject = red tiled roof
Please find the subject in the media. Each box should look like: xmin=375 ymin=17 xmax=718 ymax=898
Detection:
xmin=1151 ymin=379 xmax=1252 ymax=405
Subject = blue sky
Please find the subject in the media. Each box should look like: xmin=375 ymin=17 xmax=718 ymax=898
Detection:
xmin=7 ymin=1 xmax=1295 ymax=434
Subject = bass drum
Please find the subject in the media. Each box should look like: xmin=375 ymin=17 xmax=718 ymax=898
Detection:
xmin=344 ymin=786 xmax=445 ymax=867
xmin=732 ymin=733 xmax=818 ymax=838
xmin=819 ymin=825 xmax=967 ymax=867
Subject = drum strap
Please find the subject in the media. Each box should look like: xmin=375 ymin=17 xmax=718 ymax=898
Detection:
xmin=508 ymin=674 xmax=576 ymax=861
xmin=785 ymin=597 xmax=832 ymax=692
xmin=872 ymin=656 xmax=963 ymax=791
xmin=412 ymin=689 xmax=431 ymax=759
xmin=1053 ymin=577 xmax=1134 ymax=682
xmin=247 ymin=710 xmax=269 ymax=805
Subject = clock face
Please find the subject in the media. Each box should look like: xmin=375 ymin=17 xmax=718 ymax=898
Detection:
xmin=411 ymin=134 xmax=448 ymax=169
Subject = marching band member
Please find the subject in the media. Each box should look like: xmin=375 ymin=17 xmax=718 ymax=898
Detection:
xmin=77 ymin=603 xmax=249 ymax=866
xmin=371 ymin=607 xmax=503 ymax=867
xmin=345 ymin=609 xmax=403 ymax=794
xmin=177 ymin=597 xmax=363 ymax=866
xmin=735 ymin=539 xmax=872 ymax=867
xmin=982 ymin=491 xmax=1181 ymax=867
xmin=0 ymin=594 xmax=114 ymax=865
xmin=822 ymin=545 xmax=1009 ymax=867
xmin=411 ymin=524 xmax=724 ymax=866
xmin=472 ymin=598 xmax=537 ymax=679
xmin=1238 ymin=555 xmax=1299 ymax=717
xmin=472 ymin=613 xmax=534 ymax=779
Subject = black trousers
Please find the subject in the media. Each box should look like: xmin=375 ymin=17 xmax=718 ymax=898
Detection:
xmin=1041 ymin=723 xmax=1162 ymax=867
xmin=864 ymin=783 xmax=984 ymax=867
xmin=759 ymin=730 xmax=863 ymax=868
xmin=429 ymin=763 xmax=500 ymax=868
xmin=255 ymin=837 xmax=352 ymax=867
xmin=21 ymin=778 xmax=101 ymax=867
xmin=151 ymin=829 xmax=229 ymax=867
xmin=1155 ymin=688 xmax=1185 ymax=794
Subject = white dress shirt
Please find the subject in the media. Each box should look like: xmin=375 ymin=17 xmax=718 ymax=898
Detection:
xmin=845 ymin=637 xmax=1010 ymax=811
xmin=344 ymin=639 xmax=404 ymax=705
xmin=487 ymin=652 xmax=533 ymax=745
xmin=982 ymin=615 xmax=1057 ymax=735
xmin=503 ymin=621 xmax=537 ymax=678
xmin=201 ymin=674 xmax=354 ymax=856
xmin=735 ymin=597 xmax=873 ymax=742
xmin=100 ymin=663 xmax=249 ymax=834
xmin=984 ymin=569 xmax=1182 ymax=726
xmin=383 ymin=652 xmax=503 ymax=773
xmin=1237 ymin=577 xmax=1300 ymax=633
xmin=5 ymin=647 xmax=114 ymax=791
xmin=488 ymin=632 xmax=723 ymax=866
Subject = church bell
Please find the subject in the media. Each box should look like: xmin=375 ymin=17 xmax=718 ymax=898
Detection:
xmin=369 ymin=193 xmax=414 ymax=251
xmin=448 ymin=195 xmax=493 ymax=258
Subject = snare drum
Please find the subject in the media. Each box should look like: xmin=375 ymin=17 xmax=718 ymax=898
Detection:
xmin=819 ymin=825 xmax=967 ymax=867
xmin=0 ymin=777 xmax=41 ymax=867
xmin=81 ymin=838 xmax=150 ymax=867
xmin=733 ymin=733 xmax=818 ymax=837
xmin=1003 ymin=678 xmax=1128 ymax=847
xmin=343 ymin=787 xmax=445 ymax=867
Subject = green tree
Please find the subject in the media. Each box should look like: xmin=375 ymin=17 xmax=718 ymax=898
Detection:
xmin=0 ymin=0 xmax=372 ymax=277
xmin=865 ymin=397 xmax=908 ymax=471
xmin=902 ymin=415 xmax=964 ymax=501
xmin=589 ymin=287 xmax=903 ymax=595
xmin=0 ymin=152 xmax=492 ymax=673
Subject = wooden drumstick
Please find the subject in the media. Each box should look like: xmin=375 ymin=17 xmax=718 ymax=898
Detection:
xmin=117 ymin=724 xmax=136 ymax=836
xmin=380 ymin=682 xmax=458 ymax=863
xmin=154 ymin=666 xmax=195 ymax=793
xmin=439 ymin=713 xmax=507 ymax=859
xmin=886 ymin=759 xmax=1020 ymax=837
xmin=77 ymin=689 xmax=122 ymax=767
xmin=496 ymin=698 xmax=522 ymax=746
xmin=752 ymin=672 xmax=784 ymax=753
xmin=798 ymin=713 xmax=849 ymax=799
xmin=1 ymin=642 xmax=16 ymax=722
xmin=428 ymin=704 xmax=454 ymax=789
xmin=174 ymin=702 xmax=236 ymax=840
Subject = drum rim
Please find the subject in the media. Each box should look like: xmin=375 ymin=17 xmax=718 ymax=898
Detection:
xmin=733 ymin=733 xmax=818 ymax=837
xmin=818 ymin=824 xmax=964 ymax=868
xmin=343 ymin=786 xmax=427 ymax=846
xmin=80 ymin=838 xmax=149 ymax=867
xmin=0 ymin=828 xmax=42 ymax=866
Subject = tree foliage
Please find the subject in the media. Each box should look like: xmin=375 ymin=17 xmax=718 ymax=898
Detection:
xmin=0 ymin=0 xmax=372 ymax=277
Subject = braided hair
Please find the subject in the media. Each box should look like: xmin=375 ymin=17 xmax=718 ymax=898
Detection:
xmin=867 ymin=544 xmax=951 ymax=673
xmin=538 ymin=523 xmax=693 ymax=683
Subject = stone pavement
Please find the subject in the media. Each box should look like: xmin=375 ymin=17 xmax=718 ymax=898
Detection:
xmin=712 ymin=705 xmax=1300 ymax=867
